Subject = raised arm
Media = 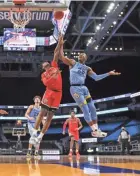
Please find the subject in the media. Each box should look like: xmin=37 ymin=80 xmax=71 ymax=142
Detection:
xmin=59 ymin=36 xmax=76 ymax=67
xmin=88 ymin=67 xmax=121 ymax=81
xmin=25 ymin=105 xmax=34 ymax=121
xmin=53 ymin=35 xmax=62 ymax=63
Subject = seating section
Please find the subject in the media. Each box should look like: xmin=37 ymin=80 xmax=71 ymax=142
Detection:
xmin=45 ymin=121 xmax=123 ymax=134
xmin=126 ymin=120 xmax=140 ymax=126
xmin=102 ymin=129 xmax=121 ymax=141
xmin=103 ymin=121 xmax=140 ymax=142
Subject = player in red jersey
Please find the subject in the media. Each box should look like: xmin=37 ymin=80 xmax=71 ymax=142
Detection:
xmin=30 ymin=35 xmax=63 ymax=154
xmin=63 ymin=110 xmax=83 ymax=158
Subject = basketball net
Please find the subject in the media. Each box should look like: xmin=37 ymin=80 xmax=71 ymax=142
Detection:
xmin=8 ymin=8 xmax=31 ymax=31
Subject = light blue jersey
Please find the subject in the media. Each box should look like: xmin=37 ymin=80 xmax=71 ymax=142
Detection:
xmin=70 ymin=62 xmax=89 ymax=85
xmin=28 ymin=106 xmax=41 ymax=136
xmin=69 ymin=61 xmax=109 ymax=124
xmin=69 ymin=62 xmax=97 ymax=122
xmin=28 ymin=106 xmax=41 ymax=124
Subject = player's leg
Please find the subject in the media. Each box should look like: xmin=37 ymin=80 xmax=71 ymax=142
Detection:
xmin=84 ymin=87 xmax=107 ymax=137
xmin=27 ymin=123 xmax=34 ymax=157
xmin=31 ymin=91 xmax=50 ymax=140
xmin=35 ymin=91 xmax=62 ymax=144
xmin=69 ymin=134 xmax=75 ymax=157
xmin=33 ymin=108 xmax=54 ymax=158
xmin=28 ymin=108 xmax=47 ymax=159
xmin=37 ymin=109 xmax=55 ymax=142
xmin=34 ymin=143 xmax=41 ymax=159
xmin=74 ymin=132 xmax=80 ymax=158
xmin=86 ymin=96 xmax=98 ymax=129
xmin=33 ymin=109 xmax=51 ymax=159
xmin=35 ymin=110 xmax=47 ymax=130
xmin=70 ymin=86 xmax=92 ymax=124
xmin=30 ymin=108 xmax=48 ymax=140
xmin=34 ymin=109 xmax=56 ymax=158
xmin=75 ymin=141 xmax=80 ymax=158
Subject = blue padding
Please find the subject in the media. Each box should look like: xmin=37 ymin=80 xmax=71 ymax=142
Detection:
xmin=81 ymin=122 xmax=122 ymax=133
xmin=126 ymin=120 xmax=140 ymax=126
xmin=46 ymin=128 xmax=62 ymax=134
xmin=102 ymin=129 xmax=121 ymax=141
xmin=103 ymin=125 xmax=140 ymax=141
xmin=44 ymin=123 xmax=140 ymax=136
xmin=125 ymin=125 xmax=140 ymax=136
xmin=45 ymin=122 xmax=123 ymax=134
xmin=81 ymin=127 xmax=91 ymax=133
xmin=99 ymin=122 xmax=122 ymax=131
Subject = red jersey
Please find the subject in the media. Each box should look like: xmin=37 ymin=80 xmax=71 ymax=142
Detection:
xmin=63 ymin=117 xmax=79 ymax=132
xmin=41 ymin=61 xmax=62 ymax=91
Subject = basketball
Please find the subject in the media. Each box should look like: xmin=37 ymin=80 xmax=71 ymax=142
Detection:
xmin=13 ymin=0 xmax=26 ymax=5
xmin=54 ymin=11 xmax=64 ymax=20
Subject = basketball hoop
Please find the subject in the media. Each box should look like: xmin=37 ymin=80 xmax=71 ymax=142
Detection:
xmin=8 ymin=8 xmax=31 ymax=31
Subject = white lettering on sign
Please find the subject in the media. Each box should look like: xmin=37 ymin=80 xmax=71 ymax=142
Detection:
xmin=0 ymin=12 xmax=50 ymax=20
xmin=82 ymin=138 xmax=97 ymax=143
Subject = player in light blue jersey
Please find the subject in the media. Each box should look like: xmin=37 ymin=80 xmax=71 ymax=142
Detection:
xmin=59 ymin=37 xmax=121 ymax=137
xmin=25 ymin=96 xmax=44 ymax=158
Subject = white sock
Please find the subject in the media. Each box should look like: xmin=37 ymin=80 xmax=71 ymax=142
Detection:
xmin=94 ymin=123 xmax=98 ymax=130
xmin=38 ymin=132 xmax=44 ymax=139
xmin=90 ymin=124 xmax=98 ymax=131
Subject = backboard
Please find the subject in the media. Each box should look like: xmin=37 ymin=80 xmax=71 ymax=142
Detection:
xmin=12 ymin=128 xmax=26 ymax=136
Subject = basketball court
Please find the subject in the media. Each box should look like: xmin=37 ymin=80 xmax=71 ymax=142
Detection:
xmin=0 ymin=155 xmax=140 ymax=176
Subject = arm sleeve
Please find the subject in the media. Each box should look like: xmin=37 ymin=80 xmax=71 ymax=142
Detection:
xmin=51 ymin=60 xmax=58 ymax=68
xmin=89 ymin=72 xmax=109 ymax=81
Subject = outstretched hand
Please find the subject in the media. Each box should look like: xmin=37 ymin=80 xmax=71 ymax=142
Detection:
xmin=58 ymin=34 xmax=65 ymax=45
xmin=109 ymin=70 xmax=121 ymax=76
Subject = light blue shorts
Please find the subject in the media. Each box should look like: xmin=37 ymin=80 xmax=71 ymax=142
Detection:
xmin=70 ymin=86 xmax=91 ymax=106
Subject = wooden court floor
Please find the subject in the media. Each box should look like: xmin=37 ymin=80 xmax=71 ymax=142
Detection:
xmin=0 ymin=155 xmax=140 ymax=176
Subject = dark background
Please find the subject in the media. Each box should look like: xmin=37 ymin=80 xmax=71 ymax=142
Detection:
xmin=0 ymin=56 xmax=139 ymax=105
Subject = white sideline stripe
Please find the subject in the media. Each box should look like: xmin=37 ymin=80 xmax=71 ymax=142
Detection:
xmin=0 ymin=107 xmax=128 ymax=120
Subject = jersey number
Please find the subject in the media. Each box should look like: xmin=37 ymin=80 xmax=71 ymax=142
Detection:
xmin=78 ymin=67 xmax=85 ymax=75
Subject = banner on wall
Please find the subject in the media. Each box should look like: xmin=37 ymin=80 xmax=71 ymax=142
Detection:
xmin=0 ymin=12 xmax=51 ymax=21
xmin=42 ymin=150 xmax=60 ymax=155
